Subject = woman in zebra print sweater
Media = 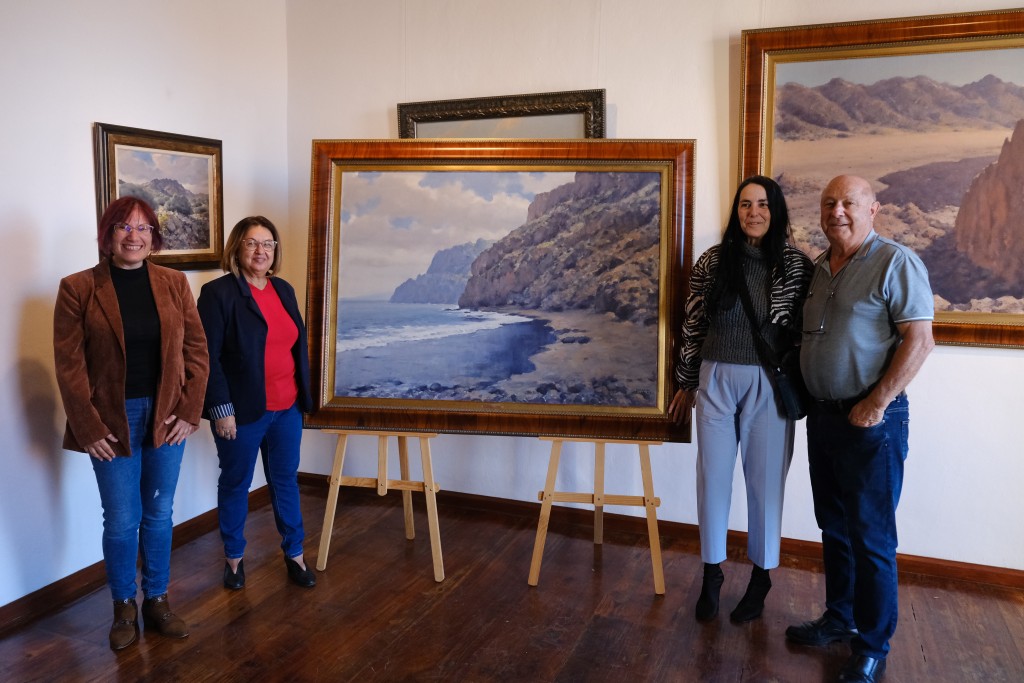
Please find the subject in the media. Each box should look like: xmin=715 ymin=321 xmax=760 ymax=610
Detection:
xmin=669 ymin=175 xmax=813 ymax=624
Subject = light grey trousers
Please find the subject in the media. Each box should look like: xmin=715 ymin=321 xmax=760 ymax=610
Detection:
xmin=695 ymin=361 xmax=794 ymax=569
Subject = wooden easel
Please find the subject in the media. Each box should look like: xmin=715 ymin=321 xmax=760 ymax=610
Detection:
xmin=315 ymin=430 xmax=444 ymax=582
xmin=528 ymin=437 xmax=665 ymax=594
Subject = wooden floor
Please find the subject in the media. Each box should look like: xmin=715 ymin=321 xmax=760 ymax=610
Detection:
xmin=2 ymin=484 xmax=1022 ymax=683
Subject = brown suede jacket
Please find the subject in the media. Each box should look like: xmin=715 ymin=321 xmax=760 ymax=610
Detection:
xmin=53 ymin=260 xmax=210 ymax=456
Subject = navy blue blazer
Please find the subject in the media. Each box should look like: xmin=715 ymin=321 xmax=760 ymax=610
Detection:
xmin=197 ymin=273 xmax=312 ymax=425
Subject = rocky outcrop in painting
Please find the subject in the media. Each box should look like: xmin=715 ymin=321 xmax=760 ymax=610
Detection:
xmin=118 ymin=177 xmax=210 ymax=250
xmin=954 ymin=118 xmax=1024 ymax=283
xmin=459 ymin=172 xmax=661 ymax=325
xmin=390 ymin=238 xmax=493 ymax=304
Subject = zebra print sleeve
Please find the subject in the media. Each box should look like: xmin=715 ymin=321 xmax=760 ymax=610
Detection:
xmin=674 ymin=245 xmax=719 ymax=390
xmin=768 ymin=244 xmax=814 ymax=331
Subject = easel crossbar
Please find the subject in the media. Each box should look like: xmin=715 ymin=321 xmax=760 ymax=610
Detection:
xmin=338 ymin=476 xmax=440 ymax=493
xmin=538 ymin=492 xmax=660 ymax=507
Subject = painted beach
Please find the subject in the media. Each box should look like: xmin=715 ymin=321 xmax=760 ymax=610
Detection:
xmin=335 ymin=302 xmax=658 ymax=408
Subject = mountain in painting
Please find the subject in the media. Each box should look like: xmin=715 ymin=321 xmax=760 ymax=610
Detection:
xmin=775 ymin=74 xmax=1024 ymax=140
xmin=118 ymin=177 xmax=210 ymax=250
xmin=390 ymin=238 xmax=494 ymax=304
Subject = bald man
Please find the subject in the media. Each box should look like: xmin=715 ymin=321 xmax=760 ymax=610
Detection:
xmin=786 ymin=175 xmax=934 ymax=683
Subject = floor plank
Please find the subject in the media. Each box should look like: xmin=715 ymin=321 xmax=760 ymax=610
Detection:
xmin=1 ymin=485 xmax=1022 ymax=682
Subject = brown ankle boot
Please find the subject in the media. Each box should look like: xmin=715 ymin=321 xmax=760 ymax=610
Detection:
xmin=109 ymin=598 xmax=139 ymax=650
xmin=141 ymin=594 xmax=189 ymax=639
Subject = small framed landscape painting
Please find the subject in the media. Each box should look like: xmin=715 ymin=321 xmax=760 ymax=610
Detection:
xmin=94 ymin=122 xmax=224 ymax=270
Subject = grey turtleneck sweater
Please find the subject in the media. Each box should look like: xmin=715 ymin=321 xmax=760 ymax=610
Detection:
xmin=700 ymin=243 xmax=778 ymax=367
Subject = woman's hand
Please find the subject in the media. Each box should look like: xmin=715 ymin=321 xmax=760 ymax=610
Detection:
xmin=668 ymin=388 xmax=697 ymax=425
xmin=163 ymin=415 xmax=198 ymax=445
xmin=85 ymin=434 xmax=119 ymax=461
xmin=214 ymin=415 xmax=237 ymax=441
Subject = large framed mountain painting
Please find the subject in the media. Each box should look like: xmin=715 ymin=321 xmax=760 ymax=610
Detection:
xmin=741 ymin=8 xmax=1024 ymax=348
xmin=305 ymin=139 xmax=694 ymax=441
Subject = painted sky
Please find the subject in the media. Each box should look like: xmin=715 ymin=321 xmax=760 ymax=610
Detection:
xmin=115 ymin=146 xmax=211 ymax=194
xmin=778 ymin=45 xmax=1024 ymax=88
xmin=337 ymin=170 xmax=575 ymax=299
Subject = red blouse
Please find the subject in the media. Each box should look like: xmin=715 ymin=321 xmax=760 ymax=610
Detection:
xmin=249 ymin=282 xmax=299 ymax=411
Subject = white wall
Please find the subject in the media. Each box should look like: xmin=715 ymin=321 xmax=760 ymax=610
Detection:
xmin=2 ymin=0 xmax=1021 ymax=610
xmin=0 ymin=0 xmax=288 ymax=608
xmin=285 ymin=0 xmax=1024 ymax=573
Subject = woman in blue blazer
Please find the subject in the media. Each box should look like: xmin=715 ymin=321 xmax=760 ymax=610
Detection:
xmin=197 ymin=216 xmax=315 ymax=590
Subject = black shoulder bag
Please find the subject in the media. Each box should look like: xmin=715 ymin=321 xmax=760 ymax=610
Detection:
xmin=737 ymin=276 xmax=809 ymax=420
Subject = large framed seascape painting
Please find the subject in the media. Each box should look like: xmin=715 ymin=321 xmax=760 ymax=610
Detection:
xmin=740 ymin=8 xmax=1024 ymax=348
xmin=398 ymin=89 xmax=606 ymax=139
xmin=306 ymin=139 xmax=693 ymax=441
xmin=94 ymin=123 xmax=224 ymax=270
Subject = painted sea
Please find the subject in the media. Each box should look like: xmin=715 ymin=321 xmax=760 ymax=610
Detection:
xmin=334 ymin=300 xmax=659 ymax=407
xmin=335 ymin=300 xmax=555 ymax=401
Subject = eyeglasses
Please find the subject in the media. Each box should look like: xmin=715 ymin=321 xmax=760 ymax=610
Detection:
xmin=114 ymin=222 xmax=155 ymax=235
xmin=803 ymin=262 xmax=852 ymax=336
xmin=242 ymin=238 xmax=277 ymax=251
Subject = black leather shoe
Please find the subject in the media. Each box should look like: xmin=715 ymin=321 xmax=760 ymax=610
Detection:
xmin=838 ymin=654 xmax=886 ymax=682
xmin=223 ymin=559 xmax=245 ymax=590
xmin=785 ymin=614 xmax=858 ymax=646
xmin=284 ymin=556 xmax=316 ymax=588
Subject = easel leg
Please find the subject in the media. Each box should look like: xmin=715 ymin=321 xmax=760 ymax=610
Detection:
xmin=639 ymin=444 xmax=665 ymax=595
xmin=398 ymin=436 xmax=415 ymax=540
xmin=316 ymin=433 xmax=349 ymax=572
xmin=528 ymin=439 xmax=562 ymax=586
xmin=594 ymin=442 xmax=606 ymax=545
xmin=376 ymin=436 xmax=388 ymax=496
xmin=419 ymin=437 xmax=445 ymax=582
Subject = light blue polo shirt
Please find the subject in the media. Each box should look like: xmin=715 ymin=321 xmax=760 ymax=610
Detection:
xmin=800 ymin=232 xmax=933 ymax=400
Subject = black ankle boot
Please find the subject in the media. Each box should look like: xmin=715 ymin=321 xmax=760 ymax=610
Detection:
xmin=695 ymin=563 xmax=724 ymax=621
xmin=730 ymin=564 xmax=772 ymax=623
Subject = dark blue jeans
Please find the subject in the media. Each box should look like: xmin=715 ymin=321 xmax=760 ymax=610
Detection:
xmin=91 ymin=396 xmax=185 ymax=600
xmin=806 ymin=393 xmax=910 ymax=660
xmin=214 ymin=404 xmax=305 ymax=559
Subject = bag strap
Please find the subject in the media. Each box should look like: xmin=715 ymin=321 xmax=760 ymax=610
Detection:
xmin=736 ymin=272 xmax=780 ymax=372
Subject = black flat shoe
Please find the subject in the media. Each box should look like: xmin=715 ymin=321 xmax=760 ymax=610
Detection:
xmin=838 ymin=654 xmax=886 ymax=682
xmin=223 ymin=559 xmax=245 ymax=590
xmin=284 ymin=556 xmax=316 ymax=588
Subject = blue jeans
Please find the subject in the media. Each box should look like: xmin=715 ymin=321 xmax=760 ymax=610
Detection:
xmin=215 ymin=404 xmax=305 ymax=559
xmin=806 ymin=393 xmax=910 ymax=660
xmin=91 ymin=396 xmax=185 ymax=601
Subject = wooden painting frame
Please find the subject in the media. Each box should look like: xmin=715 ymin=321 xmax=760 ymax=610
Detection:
xmin=740 ymin=8 xmax=1024 ymax=348
xmin=306 ymin=139 xmax=693 ymax=441
xmin=94 ymin=122 xmax=224 ymax=270
xmin=398 ymin=89 xmax=606 ymax=139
